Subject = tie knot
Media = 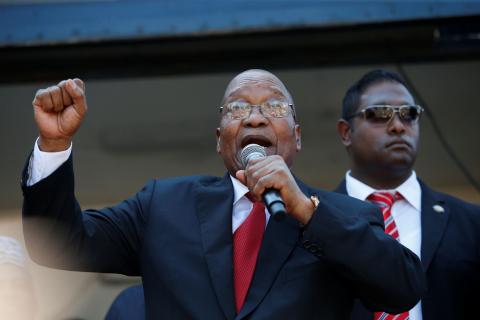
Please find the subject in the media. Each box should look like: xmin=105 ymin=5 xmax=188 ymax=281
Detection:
xmin=368 ymin=191 xmax=402 ymax=208
xmin=245 ymin=192 xmax=266 ymax=211
xmin=245 ymin=192 xmax=258 ymax=203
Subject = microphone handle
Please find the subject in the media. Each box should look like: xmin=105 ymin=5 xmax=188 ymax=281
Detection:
xmin=263 ymin=189 xmax=286 ymax=221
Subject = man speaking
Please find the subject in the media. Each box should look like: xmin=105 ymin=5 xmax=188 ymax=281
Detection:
xmin=21 ymin=69 xmax=425 ymax=319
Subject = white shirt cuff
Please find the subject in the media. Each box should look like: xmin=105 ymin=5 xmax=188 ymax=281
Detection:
xmin=26 ymin=138 xmax=72 ymax=186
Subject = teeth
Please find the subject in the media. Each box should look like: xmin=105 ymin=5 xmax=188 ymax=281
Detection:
xmin=244 ymin=139 xmax=270 ymax=148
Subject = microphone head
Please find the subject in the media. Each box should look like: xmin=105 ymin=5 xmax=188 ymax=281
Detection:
xmin=240 ymin=144 xmax=266 ymax=168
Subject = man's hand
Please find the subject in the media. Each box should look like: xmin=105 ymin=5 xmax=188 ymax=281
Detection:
xmin=32 ymin=78 xmax=87 ymax=152
xmin=235 ymin=155 xmax=315 ymax=225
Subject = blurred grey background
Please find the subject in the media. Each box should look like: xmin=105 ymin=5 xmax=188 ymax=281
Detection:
xmin=2 ymin=63 xmax=480 ymax=209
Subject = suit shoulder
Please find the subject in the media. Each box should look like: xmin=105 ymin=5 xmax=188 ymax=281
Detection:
xmin=132 ymin=175 xmax=226 ymax=206
xmin=313 ymin=188 xmax=379 ymax=213
xmin=297 ymin=179 xmax=374 ymax=211
xmin=297 ymin=180 xmax=383 ymax=225
xmin=441 ymin=193 xmax=479 ymax=213
xmin=151 ymin=174 xmax=224 ymax=189
xmin=424 ymin=185 xmax=480 ymax=217
xmin=301 ymin=178 xmax=372 ymax=211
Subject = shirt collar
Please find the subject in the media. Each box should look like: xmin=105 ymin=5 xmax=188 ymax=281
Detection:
xmin=229 ymin=175 xmax=249 ymax=205
xmin=345 ymin=170 xmax=421 ymax=211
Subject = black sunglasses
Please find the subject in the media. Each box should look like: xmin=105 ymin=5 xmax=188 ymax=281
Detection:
xmin=345 ymin=105 xmax=424 ymax=124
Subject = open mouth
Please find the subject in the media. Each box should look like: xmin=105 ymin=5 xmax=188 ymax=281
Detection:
xmin=240 ymin=135 xmax=273 ymax=149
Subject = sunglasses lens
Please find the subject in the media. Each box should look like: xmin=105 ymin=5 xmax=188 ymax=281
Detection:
xmin=400 ymin=106 xmax=420 ymax=122
xmin=365 ymin=106 xmax=392 ymax=123
xmin=361 ymin=105 xmax=422 ymax=124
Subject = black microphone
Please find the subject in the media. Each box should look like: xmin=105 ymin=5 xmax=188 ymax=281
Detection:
xmin=240 ymin=144 xmax=286 ymax=221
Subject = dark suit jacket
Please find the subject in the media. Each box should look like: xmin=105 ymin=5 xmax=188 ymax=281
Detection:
xmin=335 ymin=179 xmax=480 ymax=320
xmin=21 ymin=156 xmax=426 ymax=319
xmin=105 ymin=285 xmax=145 ymax=320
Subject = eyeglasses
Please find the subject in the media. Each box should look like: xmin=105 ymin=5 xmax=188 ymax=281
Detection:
xmin=219 ymin=100 xmax=295 ymax=120
xmin=345 ymin=105 xmax=424 ymax=124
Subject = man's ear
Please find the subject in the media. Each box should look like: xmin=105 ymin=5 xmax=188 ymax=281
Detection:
xmin=294 ymin=124 xmax=302 ymax=152
xmin=216 ymin=128 xmax=221 ymax=154
xmin=336 ymin=119 xmax=352 ymax=147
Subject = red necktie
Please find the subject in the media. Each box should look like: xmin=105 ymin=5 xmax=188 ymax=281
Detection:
xmin=368 ymin=192 xmax=410 ymax=320
xmin=233 ymin=193 xmax=266 ymax=313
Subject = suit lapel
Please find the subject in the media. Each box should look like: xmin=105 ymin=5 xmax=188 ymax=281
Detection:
xmin=419 ymin=181 xmax=450 ymax=271
xmin=236 ymin=178 xmax=309 ymax=319
xmin=195 ymin=173 xmax=236 ymax=320
xmin=334 ymin=179 xmax=348 ymax=195
xmin=236 ymin=214 xmax=300 ymax=319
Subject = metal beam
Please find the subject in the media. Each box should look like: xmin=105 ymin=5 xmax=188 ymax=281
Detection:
xmin=2 ymin=1 xmax=480 ymax=47
xmin=1 ymin=15 xmax=480 ymax=83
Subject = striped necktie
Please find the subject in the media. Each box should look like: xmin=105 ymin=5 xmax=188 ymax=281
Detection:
xmin=368 ymin=191 xmax=409 ymax=320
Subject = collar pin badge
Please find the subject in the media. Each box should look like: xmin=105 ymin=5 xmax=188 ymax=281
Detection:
xmin=433 ymin=204 xmax=445 ymax=214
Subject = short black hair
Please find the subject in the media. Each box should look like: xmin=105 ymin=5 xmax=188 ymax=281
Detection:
xmin=342 ymin=69 xmax=413 ymax=120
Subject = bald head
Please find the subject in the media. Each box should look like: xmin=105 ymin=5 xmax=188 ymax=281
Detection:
xmin=216 ymin=69 xmax=301 ymax=175
xmin=222 ymin=69 xmax=294 ymax=106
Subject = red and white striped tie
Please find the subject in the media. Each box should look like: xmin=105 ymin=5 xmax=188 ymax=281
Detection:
xmin=368 ymin=191 xmax=409 ymax=320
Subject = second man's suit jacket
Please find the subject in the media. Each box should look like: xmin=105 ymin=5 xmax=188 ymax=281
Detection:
xmin=335 ymin=179 xmax=480 ymax=320
xmin=22 ymin=156 xmax=426 ymax=319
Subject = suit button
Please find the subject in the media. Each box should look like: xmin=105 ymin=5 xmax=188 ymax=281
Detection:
xmin=311 ymin=246 xmax=324 ymax=257
xmin=302 ymin=240 xmax=312 ymax=249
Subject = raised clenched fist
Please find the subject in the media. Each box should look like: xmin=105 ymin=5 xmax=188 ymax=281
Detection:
xmin=32 ymin=78 xmax=87 ymax=152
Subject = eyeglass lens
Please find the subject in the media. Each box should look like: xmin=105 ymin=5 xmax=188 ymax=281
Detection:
xmin=364 ymin=106 xmax=421 ymax=123
xmin=224 ymin=101 xmax=290 ymax=119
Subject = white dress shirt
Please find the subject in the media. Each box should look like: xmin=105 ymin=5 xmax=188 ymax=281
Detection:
xmin=27 ymin=139 xmax=269 ymax=234
xmin=229 ymin=176 xmax=270 ymax=233
xmin=345 ymin=171 xmax=423 ymax=320
xmin=27 ymin=138 xmax=72 ymax=186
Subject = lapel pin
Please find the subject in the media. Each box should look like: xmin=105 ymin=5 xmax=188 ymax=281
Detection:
xmin=433 ymin=204 xmax=445 ymax=214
